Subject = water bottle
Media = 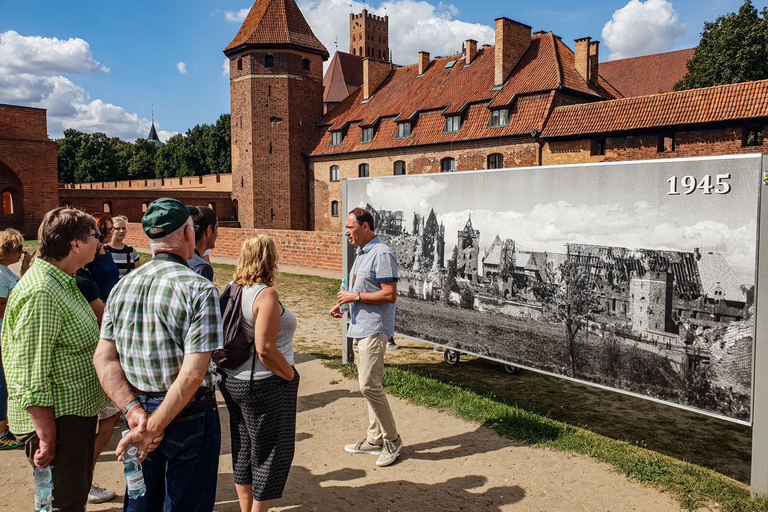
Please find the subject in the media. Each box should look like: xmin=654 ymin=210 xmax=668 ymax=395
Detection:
xmin=339 ymin=278 xmax=349 ymax=313
xmin=34 ymin=466 xmax=53 ymax=512
xmin=122 ymin=430 xmax=146 ymax=499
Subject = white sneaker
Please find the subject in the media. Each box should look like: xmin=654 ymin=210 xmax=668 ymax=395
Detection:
xmin=376 ymin=435 xmax=403 ymax=467
xmin=386 ymin=341 xmax=400 ymax=350
xmin=88 ymin=483 xmax=116 ymax=503
xmin=344 ymin=439 xmax=383 ymax=454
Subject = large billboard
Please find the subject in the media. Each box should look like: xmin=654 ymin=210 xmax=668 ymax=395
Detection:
xmin=345 ymin=154 xmax=764 ymax=423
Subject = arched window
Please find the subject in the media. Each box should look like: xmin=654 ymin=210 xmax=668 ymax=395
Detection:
xmin=358 ymin=163 xmax=369 ymax=177
xmin=2 ymin=191 xmax=13 ymax=215
xmin=237 ymin=58 xmax=242 ymax=71
xmin=141 ymin=202 xmax=148 ymax=213
xmin=103 ymin=201 xmax=112 ymax=213
xmin=232 ymin=199 xmax=239 ymax=220
xmin=331 ymin=201 xmax=339 ymax=217
xmin=208 ymin=202 xmax=216 ymax=212
xmin=440 ymin=157 xmax=455 ymax=172
xmin=393 ymin=161 xmax=406 ymax=175
xmin=487 ymin=153 xmax=504 ymax=169
xmin=330 ymin=165 xmax=340 ymax=182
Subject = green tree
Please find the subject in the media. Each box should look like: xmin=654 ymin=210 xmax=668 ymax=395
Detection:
xmin=675 ymin=0 xmax=768 ymax=90
xmin=74 ymin=132 xmax=119 ymax=183
xmin=128 ymin=139 xmax=158 ymax=179
xmin=57 ymin=129 xmax=85 ymax=183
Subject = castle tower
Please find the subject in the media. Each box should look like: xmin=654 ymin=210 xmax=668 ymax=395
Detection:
xmin=629 ymin=270 xmax=673 ymax=334
xmin=350 ymin=9 xmax=389 ymax=62
xmin=225 ymin=0 xmax=329 ymax=229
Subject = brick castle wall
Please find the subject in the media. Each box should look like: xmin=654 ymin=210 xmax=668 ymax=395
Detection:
xmin=123 ymin=222 xmax=343 ymax=271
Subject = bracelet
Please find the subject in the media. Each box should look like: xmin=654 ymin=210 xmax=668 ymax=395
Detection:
xmin=121 ymin=399 xmax=141 ymax=416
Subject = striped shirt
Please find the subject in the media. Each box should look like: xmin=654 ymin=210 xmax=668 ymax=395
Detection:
xmin=101 ymin=253 xmax=223 ymax=392
xmin=105 ymin=244 xmax=140 ymax=279
xmin=1 ymin=258 xmax=109 ymax=434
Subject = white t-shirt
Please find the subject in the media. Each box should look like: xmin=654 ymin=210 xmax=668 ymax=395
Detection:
xmin=0 ymin=264 xmax=20 ymax=331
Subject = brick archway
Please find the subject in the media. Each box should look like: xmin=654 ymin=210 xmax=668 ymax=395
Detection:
xmin=0 ymin=161 xmax=24 ymax=231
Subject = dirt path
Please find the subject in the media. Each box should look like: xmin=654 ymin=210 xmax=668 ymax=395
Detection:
xmin=1 ymin=351 xmax=692 ymax=512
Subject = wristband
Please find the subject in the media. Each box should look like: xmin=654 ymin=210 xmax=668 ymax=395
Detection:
xmin=121 ymin=399 xmax=141 ymax=416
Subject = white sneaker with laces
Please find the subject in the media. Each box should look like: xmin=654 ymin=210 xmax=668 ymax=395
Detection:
xmin=88 ymin=483 xmax=116 ymax=504
xmin=376 ymin=435 xmax=403 ymax=467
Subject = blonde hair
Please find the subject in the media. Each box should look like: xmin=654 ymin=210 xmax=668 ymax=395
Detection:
xmin=112 ymin=215 xmax=128 ymax=225
xmin=233 ymin=234 xmax=278 ymax=287
xmin=0 ymin=229 xmax=24 ymax=259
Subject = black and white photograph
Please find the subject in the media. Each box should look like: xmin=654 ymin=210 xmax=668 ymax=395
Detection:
xmin=346 ymin=154 xmax=763 ymax=422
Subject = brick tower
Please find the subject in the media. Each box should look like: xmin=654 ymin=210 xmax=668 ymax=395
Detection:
xmin=225 ymin=0 xmax=329 ymax=229
xmin=350 ymin=9 xmax=389 ymax=62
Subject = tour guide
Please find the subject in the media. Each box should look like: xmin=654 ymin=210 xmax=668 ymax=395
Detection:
xmin=94 ymin=197 xmax=223 ymax=512
xmin=331 ymin=207 xmax=402 ymax=467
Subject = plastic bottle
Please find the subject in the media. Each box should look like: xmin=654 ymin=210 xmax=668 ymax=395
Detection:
xmin=339 ymin=278 xmax=349 ymax=314
xmin=121 ymin=430 xmax=147 ymax=499
xmin=34 ymin=466 xmax=53 ymax=512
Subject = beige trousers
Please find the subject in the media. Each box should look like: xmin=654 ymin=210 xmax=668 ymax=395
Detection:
xmin=353 ymin=332 xmax=398 ymax=444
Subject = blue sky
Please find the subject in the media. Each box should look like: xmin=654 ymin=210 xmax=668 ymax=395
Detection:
xmin=1 ymin=0 xmax=763 ymax=141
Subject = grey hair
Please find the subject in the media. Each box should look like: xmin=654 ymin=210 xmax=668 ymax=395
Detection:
xmin=149 ymin=219 xmax=191 ymax=255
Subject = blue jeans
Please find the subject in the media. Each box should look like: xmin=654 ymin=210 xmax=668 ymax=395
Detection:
xmin=124 ymin=392 xmax=221 ymax=512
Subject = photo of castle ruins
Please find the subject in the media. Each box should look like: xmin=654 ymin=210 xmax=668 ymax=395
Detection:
xmin=348 ymin=156 xmax=761 ymax=421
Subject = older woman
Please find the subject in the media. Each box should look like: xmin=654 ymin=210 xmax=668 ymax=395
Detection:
xmin=0 ymin=228 xmax=32 ymax=449
xmin=84 ymin=213 xmax=119 ymax=301
xmin=219 ymin=234 xmax=299 ymax=512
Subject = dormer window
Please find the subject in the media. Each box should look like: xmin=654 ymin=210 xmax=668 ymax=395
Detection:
xmin=396 ymin=122 xmax=411 ymax=139
xmin=444 ymin=115 xmax=461 ymax=133
xmin=360 ymin=127 xmax=374 ymax=143
xmin=489 ymin=109 xmax=509 ymax=128
xmin=330 ymin=131 xmax=343 ymax=146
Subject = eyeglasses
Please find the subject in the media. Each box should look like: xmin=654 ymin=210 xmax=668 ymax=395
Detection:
xmin=193 ymin=224 xmax=200 ymax=231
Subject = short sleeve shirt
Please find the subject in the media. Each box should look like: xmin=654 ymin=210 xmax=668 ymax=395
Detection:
xmin=347 ymin=236 xmax=398 ymax=338
xmin=1 ymin=258 xmax=109 ymax=434
xmin=101 ymin=254 xmax=223 ymax=392
xmin=188 ymin=249 xmax=213 ymax=281
xmin=0 ymin=264 xmax=20 ymax=331
xmin=105 ymin=244 xmax=139 ymax=279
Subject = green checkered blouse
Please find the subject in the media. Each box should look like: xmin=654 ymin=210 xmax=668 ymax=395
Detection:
xmin=100 ymin=256 xmax=223 ymax=392
xmin=2 ymin=258 xmax=109 ymax=435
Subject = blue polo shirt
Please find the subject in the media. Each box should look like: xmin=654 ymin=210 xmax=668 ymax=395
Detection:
xmin=347 ymin=236 xmax=398 ymax=338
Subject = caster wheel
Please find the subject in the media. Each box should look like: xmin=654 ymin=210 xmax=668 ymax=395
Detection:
xmin=444 ymin=349 xmax=461 ymax=365
xmin=503 ymin=364 xmax=521 ymax=375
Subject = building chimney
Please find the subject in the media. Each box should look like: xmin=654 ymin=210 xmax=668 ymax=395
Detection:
xmin=495 ymin=18 xmax=532 ymax=86
xmin=418 ymin=51 xmax=430 ymax=75
xmin=588 ymin=40 xmax=599 ymax=86
xmin=465 ymin=39 xmax=477 ymax=65
xmin=363 ymin=58 xmax=392 ymax=100
xmin=574 ymin=37 xmax=597 ymax=85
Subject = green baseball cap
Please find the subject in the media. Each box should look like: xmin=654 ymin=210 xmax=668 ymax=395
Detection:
xmin=142 ymin=198 xmax=199 ymax=239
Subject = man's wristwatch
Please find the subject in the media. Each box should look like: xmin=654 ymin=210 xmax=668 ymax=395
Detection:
xmin=122 ymin=399 xmax=141 ymax=416
xmin=354 ymin=293 xmax=361 ymax=301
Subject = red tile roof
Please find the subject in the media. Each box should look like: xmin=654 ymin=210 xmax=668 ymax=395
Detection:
xmin=224 ymin=0 xmax=328 ymax=58
xmin=542 ymin=78 xmax=768 ymax=138
xmin=599 ymin=48 xmax=695 ymax=98
xmin=323 ymin=52 xmax=363 ymax=104
xmin=309 ymin=32 xmax=620 ymax=156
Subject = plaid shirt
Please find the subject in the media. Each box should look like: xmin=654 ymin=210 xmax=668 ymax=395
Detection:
xmin=1 ymin=258 xmax=109 ymax=434
xmin=101 ymin=254 xmax=223 ymax=392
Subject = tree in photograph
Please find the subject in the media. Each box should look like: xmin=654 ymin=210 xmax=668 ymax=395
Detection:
xmin=675 ymin=0 xmax=768 ymax=90
xmin=532 ymin=260 xmax=600 ymax=377
xmin=460 ymin=286 xmax=475 ymax=310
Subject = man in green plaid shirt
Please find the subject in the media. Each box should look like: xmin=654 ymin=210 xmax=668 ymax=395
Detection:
xmin=93 ymin=198 xmax=223 ymax=512
xmin=2 ymin=208 xmax=110 ymax=512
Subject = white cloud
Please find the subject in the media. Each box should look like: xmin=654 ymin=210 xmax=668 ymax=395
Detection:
xmin=177 ymin=61 xmax=187 ymax=74
xmin=222 ymin=57 xmax=230 ymax=76
xmin=0 ymin=30 xmax=160 ymax=141
xmin=0 ymin=30 xmax=108 ymax=75
xmin=225 ymin=8 xmax=250 ymax=23
xmin=296 ymin=0 xmax=494 ymax=66
xmin=601 ymin=0 xmax=686 ymax=60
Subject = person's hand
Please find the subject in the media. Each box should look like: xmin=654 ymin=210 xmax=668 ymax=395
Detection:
xmin=33 ymin=439 xmax=55 ymax=468
xmin=21 ymin=250 xmax=35 ymax=273
xmin=116 ymin=428 xmax=164 ymax=463
xmin=337 ymin=291 xmax=356 ymax=305
xmin=124 ymin=403 xmax=148 ymax=432
xmin=329 ymin=304 xmax=343 ymax=318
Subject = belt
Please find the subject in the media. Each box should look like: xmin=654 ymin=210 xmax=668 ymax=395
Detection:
xmin=138 ymin=386 xmax=215 ymax=399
